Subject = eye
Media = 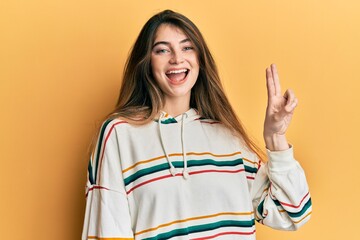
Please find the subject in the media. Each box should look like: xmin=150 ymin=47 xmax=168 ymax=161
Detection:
xmin=183 ymin=46 xmax=194 ymax=51
xmin=155 ymin=49 xmax=170 ymax=54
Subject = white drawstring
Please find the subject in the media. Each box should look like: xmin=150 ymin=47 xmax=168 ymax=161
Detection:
xmin=158 ymin=112 xmax=177 ymax=176
xmin=181 ymin=113 xmax=189 ymax=179
xmin=158 ymin=111 xmax=189 ymax=179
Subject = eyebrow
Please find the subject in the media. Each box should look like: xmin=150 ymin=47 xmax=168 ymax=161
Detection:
xmin=152 ymin=38 xmax=191 ymax=48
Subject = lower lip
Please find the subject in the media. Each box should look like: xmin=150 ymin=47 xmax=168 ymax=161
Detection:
xmin=166 ymin=71 xmax=189 ymax=86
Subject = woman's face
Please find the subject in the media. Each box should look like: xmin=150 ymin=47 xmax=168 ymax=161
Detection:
xmin=151 ymin=24 xmax=199 ymax=104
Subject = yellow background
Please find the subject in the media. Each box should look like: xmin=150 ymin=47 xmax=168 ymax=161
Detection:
xmin=1 ymin=0 xmax=359 ymax=239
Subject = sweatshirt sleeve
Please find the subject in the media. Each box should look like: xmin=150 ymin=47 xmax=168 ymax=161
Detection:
xmin=82 ymin=119 xmax=134 ymax=240
xmin=250 ymin=146 xmax=312 ymax=230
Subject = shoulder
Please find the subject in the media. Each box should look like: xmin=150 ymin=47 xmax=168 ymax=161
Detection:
xmin=198 ymin=119 xmax=260 ymax=163
xmin=95 ymin=118 xmax=132 ymax=142
xmin=194 ymin=117 xmax=226 ymax=133
xmin=100 ymin=117 xmax=129 ymax=131
xmin=98 ymin=117 xmax=158 ymax=141
xmin=195 ymin=116 xmax=235 ymax=137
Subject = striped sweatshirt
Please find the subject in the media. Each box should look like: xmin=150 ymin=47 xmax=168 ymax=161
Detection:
xmin=82 ymin=108 xmax=312 ymax=240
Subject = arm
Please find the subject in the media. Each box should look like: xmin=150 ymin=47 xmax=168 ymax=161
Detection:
xmin=82 ymin=119 xmax=134 ymax=240
xmin=251 ymin=147 xmax=312 ymax=230
xmin=250 ymin=64 xmax=312 ymax=230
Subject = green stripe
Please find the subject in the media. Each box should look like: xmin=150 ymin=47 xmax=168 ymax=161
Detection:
xmin=143 ymin=219 xmax=255 ymax=240
xmin=154 ymin=118 xmax=178 ymax=124
xmin=275 ymin=198 xmax=312 ymax=218
xmin=124 ymin=162 xmax=170 ymax=186
xmin=257 ymin=199 xmax=264 ymax=217
xmin=124 ymin=158 xmax=244 ymax=186
xmin=244 ymin=165 xmax=257 ymax=174
xmin=161 ymin=118 xmax=177 ymax=124
xmin=94 ymin=119 xmax=113 ymax=184
xmin=88 ymin=160 xmax=94 ymax=185
xmin=257 ymin=198 xmax=312 ymax=219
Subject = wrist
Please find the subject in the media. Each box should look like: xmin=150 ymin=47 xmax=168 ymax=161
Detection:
xmin=263 ymin=132 xmax=290 ymax=151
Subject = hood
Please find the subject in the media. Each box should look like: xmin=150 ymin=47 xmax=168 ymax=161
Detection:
xmin=156 ymin=108 xmax=201 ymax=180
xmin=155 ymin=108 xmax=201 ymax=124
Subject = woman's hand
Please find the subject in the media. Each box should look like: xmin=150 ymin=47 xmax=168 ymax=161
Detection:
xmin=263 ymin=64 xmax=298 ymax=151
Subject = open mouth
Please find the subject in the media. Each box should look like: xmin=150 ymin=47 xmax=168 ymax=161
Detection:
xmin=165 ymin=69 xmax=189 ymax=83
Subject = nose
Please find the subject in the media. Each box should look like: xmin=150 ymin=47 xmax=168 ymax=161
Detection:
xmin=169 ymin=49 xmax=184 ymax=64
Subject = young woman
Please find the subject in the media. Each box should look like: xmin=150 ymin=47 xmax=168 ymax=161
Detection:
xmin=82 ymin=10 xmax=312 ymax=240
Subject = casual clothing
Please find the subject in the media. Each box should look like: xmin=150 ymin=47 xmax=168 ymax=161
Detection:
xmin=82 ymin=108 xmax=312 ymax=240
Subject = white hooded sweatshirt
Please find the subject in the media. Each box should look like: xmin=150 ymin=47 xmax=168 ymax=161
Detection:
xmin=82 ymin=108 xmax=312 ymax=240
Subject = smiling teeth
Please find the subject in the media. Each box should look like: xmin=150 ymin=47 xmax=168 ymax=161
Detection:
xmin=166 ymin=69 xmax=188 ymax=74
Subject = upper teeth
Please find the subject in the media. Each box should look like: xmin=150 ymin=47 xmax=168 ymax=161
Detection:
xmin=166 ymin=69 xmax=187 ymax=74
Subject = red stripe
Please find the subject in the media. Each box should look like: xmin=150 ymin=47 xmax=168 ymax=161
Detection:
xmin=270 ymin=187 xmax=310 ymax=209
xmin=190 ymin=169 xmax=244 ymax=175
xmin=85 ymin=185 xmax=109 ymax=197
xmin=97 ymin=120 xmax=127 ymax=184
xmin=279 ymin=192 xmax=310 ymax=208
xmin=191 ymin=230 xmax=256 ymax=240
xmin=246 ymin=176 xmax=255 ymax=180
xmin=126 ymin=169 xmax=245 ymax=194
xmin=126 ymin=173 xmax=177 ymax=194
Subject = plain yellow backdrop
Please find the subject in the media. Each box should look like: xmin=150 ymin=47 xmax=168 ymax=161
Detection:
xmin=1 ymin=0 xmax=359 ymax=239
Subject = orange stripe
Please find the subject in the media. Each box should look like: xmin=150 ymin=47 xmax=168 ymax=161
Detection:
xmin=134 ymin=211 xmax=253 ymax=236
xmin=87 ymin=237 xmax=133 ymax=240
xmin=242 ymin=157 xmax=259 ymax=167
xmin=293 ymin=211 xmax=312 ymax=224
xmin=122 ymin=152 xmax=242 ymax=173
xmin=123 ymin=152 xmax=243 ymax=173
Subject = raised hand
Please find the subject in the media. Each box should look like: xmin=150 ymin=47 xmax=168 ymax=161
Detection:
xmin=263 ymin=64 xmax=298 ymax=151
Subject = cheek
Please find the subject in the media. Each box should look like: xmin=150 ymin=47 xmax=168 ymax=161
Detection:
xmin=191 ymin=55 xmax=200 ymax=69
xmin=151 ymin=58 xmax=164 ymax=74
xmin=150 ymin=61 xmax=163 ymax=85
xmin=192 ymin=59 xmax=200 ymax=74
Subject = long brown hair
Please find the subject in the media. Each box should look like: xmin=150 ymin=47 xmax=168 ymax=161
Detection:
xmin=91 ymin=10 xmax=264 ymax=160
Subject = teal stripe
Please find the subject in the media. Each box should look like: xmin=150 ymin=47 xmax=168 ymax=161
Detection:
xmin=244 ymin=165 xmax=257 ymax=174
xmin=94 ymin=119 xmax=113 ymax=184
xmin=124 ymin=158 xmax=244 ymax=186
xmin=257 ymin=199 xmax=264 ymax=217
xmin=257 ymin=198 xmax=312 ymax=220
xmin=275 ymin=198 xmax=312 ymax=218
xmin=187 ymin=158 xmax=243 ymax=168
xmin=143 ymin=219 xmax=255 ymax=240
xmin=161 ymin=118 xmax=177 ymax=124
xmin=154 ymin=118 xmax=178 ymax=124
xmin=88 ymin=160 xmax=94 ymax=185
xmin=124 ymin=162 xmax=171 ymax=186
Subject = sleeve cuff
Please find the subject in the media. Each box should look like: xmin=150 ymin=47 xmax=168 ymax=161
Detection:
xmin=266 ymin=145 xmax=298 ymax=172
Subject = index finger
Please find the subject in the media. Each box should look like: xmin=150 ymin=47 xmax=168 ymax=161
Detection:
xmin=266 ymin=67 xmax=275 ymax=98
xmin=271 ymin=63 xmax=282 ymax=96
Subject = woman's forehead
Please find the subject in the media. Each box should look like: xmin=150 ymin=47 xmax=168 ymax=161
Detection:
xmin=153 ymin=24 xmax=189 ymax=44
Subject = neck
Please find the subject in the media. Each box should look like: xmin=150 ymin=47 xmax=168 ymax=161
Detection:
xmin=162 ymin=96 xmax=191 ymax=117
